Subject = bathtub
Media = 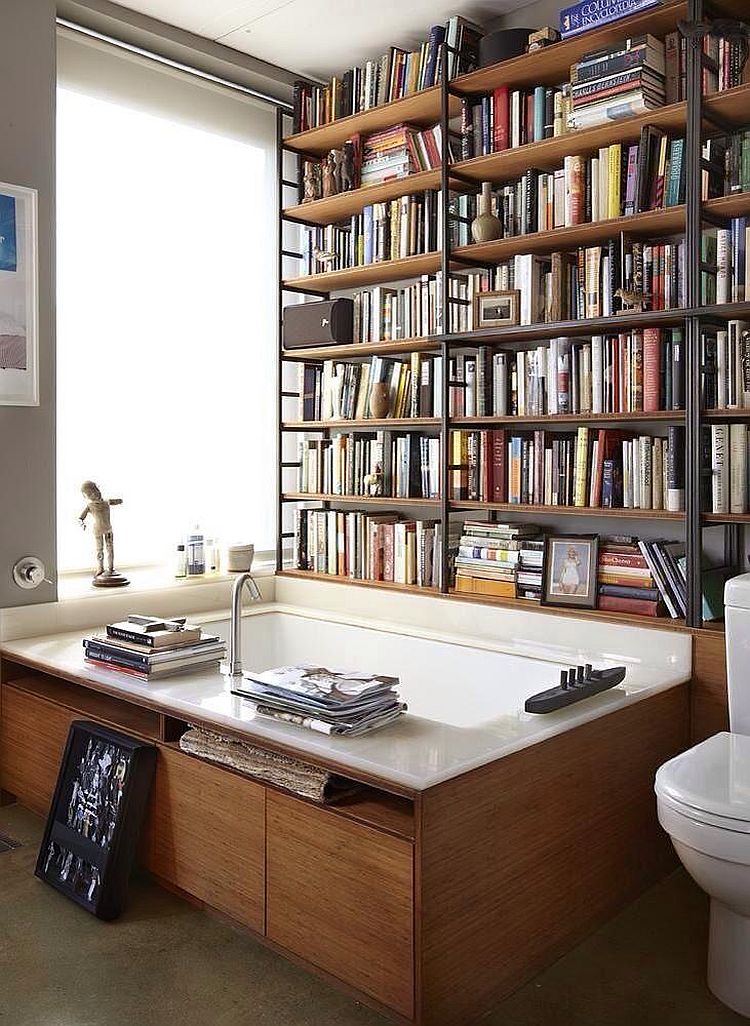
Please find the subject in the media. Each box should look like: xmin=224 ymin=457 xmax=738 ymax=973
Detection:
xmin=1 ymin=603 xmax=691 ymax=790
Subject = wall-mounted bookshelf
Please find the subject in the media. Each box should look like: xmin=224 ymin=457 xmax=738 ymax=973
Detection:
xmin=276 ymin=0 xmax=750 ymax=630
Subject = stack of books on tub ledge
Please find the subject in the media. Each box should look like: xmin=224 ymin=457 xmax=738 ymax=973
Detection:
xmin=83 ymin=615 xmax=226 ymax=680
xmin=232 ymin=664 xmax=406 ymax=737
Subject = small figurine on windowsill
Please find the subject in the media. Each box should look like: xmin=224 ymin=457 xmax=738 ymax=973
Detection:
xmin=79 ymin=480 xmax=129 ymax=588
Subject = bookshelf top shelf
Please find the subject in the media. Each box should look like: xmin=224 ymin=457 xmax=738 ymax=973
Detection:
xmin=450 ymin=501 xmax=685 ymax=521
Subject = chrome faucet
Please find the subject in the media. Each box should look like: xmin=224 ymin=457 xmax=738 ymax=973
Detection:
xmin=221 ymin=571 xmax=262 ymax=678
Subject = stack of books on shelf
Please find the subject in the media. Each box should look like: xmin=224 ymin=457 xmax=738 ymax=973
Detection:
xmin=294 ymin=508 xmax=444 ymax=588
xmin=360 ymin=124 xmax=454 ymax=186
xmin=569 ymin=34 xmax=666 ymax=130
xmin=298 ymin=353 xmax=442 ymax=421
xmin=453 ymin=520 xmax=543 ymax=600
xmin=449 ymin=425 xmax=685 ymax=512
xmin=233 ymin=664 xmax=406 ymax=737
xmin=454 ymin=127 xmax=684 ymax=236
xmin=597 ymin=536 xmax=663 ymax=616
xmin=297 ymin=432 xmax=440 ymax=499
xmin=291 ymin=15 xmax=482 ymax=132
xmin=303 ymin=191 xmax=440 ymax=274
xmin=83 ymin=616 xmax=226 ymax=680
xmin=703 ymin=422 xmax=750 ymax=515
xmin=701 ymin=321 xmax=750 ymax=409
xmin=448 ymin=329 xmax=684 ymax=418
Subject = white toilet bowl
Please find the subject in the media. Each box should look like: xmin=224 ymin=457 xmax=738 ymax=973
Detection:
xmin=656 ymin=732 xmax=750 ymax=1017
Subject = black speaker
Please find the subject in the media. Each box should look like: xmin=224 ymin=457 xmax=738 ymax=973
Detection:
xmin=478 ymin=28 xmax=533 ymax=68
xmin=283 ymin=298 xmax=354 ymax=349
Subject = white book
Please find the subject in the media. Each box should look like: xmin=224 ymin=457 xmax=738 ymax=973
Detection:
xmin=716 ymin=229 xmax=731 ymax=306
xmin=712 ymin=424 xmax=729 ymax=513
xmin=730 ymin=423 xmax=748 ymax=513
xmin=639 ymin=435 xmax=652 ymax=510
xmin=717 ymin=329 xmax=728 ymax=409
xmin=517 ymin=350 xmax=526 ymax=415
xmin=632 ymin=438 xmax=641 ymax=509
xmin=547 ymin=339 xmax=558 ymax=415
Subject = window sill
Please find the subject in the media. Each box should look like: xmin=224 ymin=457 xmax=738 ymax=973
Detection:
xmin=56 ymin=561 xmax=276 ymax=602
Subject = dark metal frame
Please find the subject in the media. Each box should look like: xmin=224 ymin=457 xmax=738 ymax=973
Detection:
xmin=276 ymin=22 xmax=750 ymax=623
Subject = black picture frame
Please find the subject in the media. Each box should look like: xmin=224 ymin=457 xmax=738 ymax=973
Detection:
xmin=35 ymin=720 xmax=156 ymax=920
xmin=542 ymin=534 xmax=599 ymax=609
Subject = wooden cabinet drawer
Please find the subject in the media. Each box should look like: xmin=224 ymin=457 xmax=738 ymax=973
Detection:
xmin=266 ymin=790 xmax=414 ymax=1018
xmin=143 ymin=745 xmax=266 ymax=934
xmin=0 ymin=684 xmax=77 ymax=816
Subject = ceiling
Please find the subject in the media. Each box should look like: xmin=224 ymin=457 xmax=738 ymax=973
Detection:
xmin=112 ymin=0 xmax=527 ymax=79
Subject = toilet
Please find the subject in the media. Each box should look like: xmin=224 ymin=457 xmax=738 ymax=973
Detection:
xmin=655 ymin=573 xmax=750 ymax=1017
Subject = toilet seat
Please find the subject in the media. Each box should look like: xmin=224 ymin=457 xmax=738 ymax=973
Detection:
xmin=656 ymin=732 xmax=750 ymax=864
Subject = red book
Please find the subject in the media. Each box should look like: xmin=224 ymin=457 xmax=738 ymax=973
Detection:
xmin=597 ymin=594 xmax=659 ymax=617
xmin=599 ymin=552 xmax=650 ymax=569
xmin=492 ymin=86 xmax=509 ymax=152
xmin=491 ymin=429 xmax=507 ymax=503
xmin=382 ymin=525 xmax=395 ymax=582
xmin=643 ymin=328 xmax=661 ymax=412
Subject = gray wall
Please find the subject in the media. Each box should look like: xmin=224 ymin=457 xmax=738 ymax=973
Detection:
xmin=0 ymin=0 xmax=57 ymax=607
xmin=489 ymin=0 xmax=561 ymax=31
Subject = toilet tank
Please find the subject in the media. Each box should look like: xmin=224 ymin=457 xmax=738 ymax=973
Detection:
xmin=725 ymin=574 xmax=750 ymax=734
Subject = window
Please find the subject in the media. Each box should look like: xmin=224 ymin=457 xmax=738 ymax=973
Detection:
xmin=56 ymin=31 xmax=277 ymax=571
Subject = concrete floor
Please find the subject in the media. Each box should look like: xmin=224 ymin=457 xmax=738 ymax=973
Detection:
xmin=0 ymin=803 xmax=745 ymax=1026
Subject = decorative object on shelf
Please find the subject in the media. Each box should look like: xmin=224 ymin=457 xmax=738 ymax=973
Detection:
xmin=470 ymin=181 xmax=501 ymax=243
xmin=527 ymin=26 xmax=560 ymax=51
xmin=542 ymin=534 xmax=599 ymax=609
xmin=340 ymin=139 xmax=358 ymax=191
xmin=35 ymin=721 xmax=156 ymax=920
xmin=302 ymin=160 xmax=320 ymax=203
xmin=79 ymin=481 xmax=129 ymax=588
xmin=369 ymin=381 xmax=391 ymax=419
xmin=615 ymin=287 xmax=651 ymax=313
xmin=473 ymin=289 xmax=520 ymax=329
xmin=478 ymin=28 xmax=532 ymax=67
xmin=322 ymin=151 xmax=336 ymax=198
xmin=0 ymin=181 xmax=38 ymax=406
xmin=312 ymin=246 xmax=336 ymax=269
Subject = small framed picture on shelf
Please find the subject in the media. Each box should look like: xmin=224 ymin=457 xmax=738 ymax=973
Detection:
xmin=473 ymin=289 xmax=520 ymax=330
xmin=542 ymin=534 xmax=599 ymax=609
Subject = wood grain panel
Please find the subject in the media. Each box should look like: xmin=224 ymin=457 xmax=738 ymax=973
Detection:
xmin=267 ymin=790 xmax=414 ymax=1018
xmin=143 ymin=745 xmax=265 ymax=933
xmin=0 ymin=684 xmax=77 ymax=815
xmin=691 ymin=630 xmax=729 ymax=742
xmin=418 ymin=686 xmax=689 ymax=1026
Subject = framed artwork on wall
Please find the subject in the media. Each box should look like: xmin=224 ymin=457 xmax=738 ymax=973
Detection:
xmin=0 ymin=182 xmax=38 ymax=406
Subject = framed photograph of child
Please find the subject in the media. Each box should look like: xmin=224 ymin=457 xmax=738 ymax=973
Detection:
xmin=0 ymin=181 xmax=38 ymax=406
xmin=473 ymin=289 xmax=520 ymax=329
xmin=542 ymin=534 xmax=599 ymax=609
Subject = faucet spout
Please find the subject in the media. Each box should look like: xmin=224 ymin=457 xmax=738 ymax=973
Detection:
xmin=221 ymin=571 xmax=262 ymax=678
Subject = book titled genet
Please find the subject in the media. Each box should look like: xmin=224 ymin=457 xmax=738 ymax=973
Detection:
xmin=560 ymin=0 xmax=661 ymax=38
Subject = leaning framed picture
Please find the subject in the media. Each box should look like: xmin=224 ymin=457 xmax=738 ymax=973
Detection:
xmin=0 ymin=182 xmax=39 ymax=406
xmin=473 ymin=289 xmax=520 ymax=330
xmin=542 ymin=534 xmax=599 ymax=609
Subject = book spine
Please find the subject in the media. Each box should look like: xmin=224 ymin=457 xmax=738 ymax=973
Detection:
xmin=106 ymin=626 xmax=156 ymax=647
xmin=596 ymin=594 xmax=659 ymax=616
xmin=642 ymin=328 xmax=661 ymax=412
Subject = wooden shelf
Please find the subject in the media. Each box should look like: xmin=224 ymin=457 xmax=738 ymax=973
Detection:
xmin=452 ymin=411 xmax=683 ymax=428
xmin=276 ymin=569 xmax=686 ymax=632
xmin=283 ymin=492 xmax=440 ymax=507
xmin=450 ymin=500 xmax=684 ymax=520
xmin=448 ymin=308 xmax=690 ymax=346
xmin=283 ymin=417 xmax=440 ymax=431
xmin=283 ymin=86 xmax=460 ymax=155
xmin=279 ymin=567 xmax=438 ymax=595
xmin=282 ymin=336 xmax=440 ymax=361
xmin=453 ymin=2 xmax=687 ymax=95
xmin=284 ymin=251 xmax=440 ymax=292
xmin=285 ymin=168 xmax=443 ymax=226
xmin=703 ymin=512 xmax=750 ymax=523
xmin=704 ymin=409 xmax=750 ymax=420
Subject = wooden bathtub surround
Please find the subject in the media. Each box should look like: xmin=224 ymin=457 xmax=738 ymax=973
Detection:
xmin=691 ymin=629 xmax=730 ymax=742
xmin=0 ymin=653 xmax=689 ymax=1026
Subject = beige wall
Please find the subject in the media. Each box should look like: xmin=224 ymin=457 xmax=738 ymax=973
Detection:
xmin=0 ymin=0 xmax=57 ymax=609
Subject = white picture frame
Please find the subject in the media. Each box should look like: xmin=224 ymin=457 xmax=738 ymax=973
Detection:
xmin=0 ymin=181 xmax=39 ymax=406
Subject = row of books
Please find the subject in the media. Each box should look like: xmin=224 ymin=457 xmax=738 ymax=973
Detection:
xmin=303 ymin=191 xmax=441 ymax=274
xmin=296 ymin=432 xmax=441 ymax=499
xmin=448 ymin=426 xmax=685 ymax=511
xmin=294 ymin=508 xmax=444 ymax=588
xmin=451 ymin=131 xmax=685 ymax=249
xmin=453 ymin=520 xmax=544 ymax=601
xmin=663 ymin=29 xmax=747 ymax=101
xmin=459 ymin=83 xmax=572 ymax=160
xmin=704 ymin=423 xmax=750 ymax=514
xmin=351 ymin=278 xmax=443 ymax=342
xmin=701 ymin=322 xmax=750 ymax=410
xmin=448 ymin=329 xmax=684 ymax=418
xmin=83 ymin=616 xmax=225 ymax=680
xmin=709 ymin=220 xmax=750 ymax=306
xmin=291 ymin=16 xmax=481 ymax=132
xmin=297 ymin=355 xmax=442 ymax=422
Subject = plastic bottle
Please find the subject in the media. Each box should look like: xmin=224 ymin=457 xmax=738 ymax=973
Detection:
xmin=174 ymin=544 xmax=187 ymax=579
xmin=186 ymin=525 xmax=205 ymax=575
xmin=205 ymin=537 xmax=217 ymax=575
